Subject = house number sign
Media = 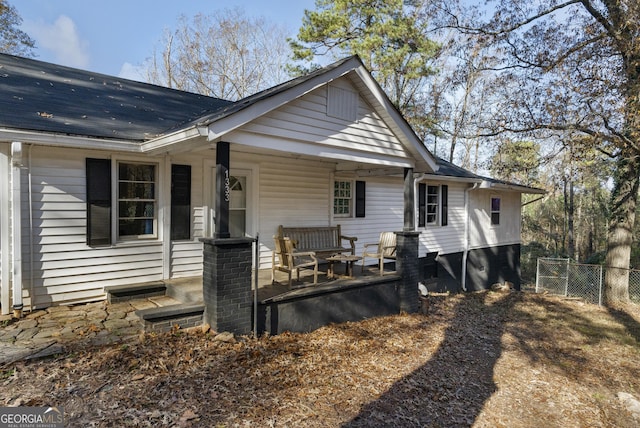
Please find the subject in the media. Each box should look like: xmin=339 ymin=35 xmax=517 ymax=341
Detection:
xmin=224 ymin=170 xmax=230 ymax=202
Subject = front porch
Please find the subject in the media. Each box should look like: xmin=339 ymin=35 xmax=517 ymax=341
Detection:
xmin=163 ymin=261 xmax=397 ymax=304
xmin=136 ymin=261 xmax=402 ymax=335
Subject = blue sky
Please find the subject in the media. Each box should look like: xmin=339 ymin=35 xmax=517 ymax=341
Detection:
xmin=13 ymin=0 xmax=316 ymax=81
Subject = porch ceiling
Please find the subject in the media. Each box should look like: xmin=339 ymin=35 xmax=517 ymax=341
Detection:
xmin=201 ymin=137 xmax=410 ymax=177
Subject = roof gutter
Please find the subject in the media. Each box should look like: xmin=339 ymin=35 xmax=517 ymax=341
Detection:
xmin=416 ymin=173 xmax=483 ymax=184
xmin=480 ymin=180 xmax=546 ymax=194
xmin=140 ymin=126 xmax=208 ymax=155
xmin=0 ymin=128 xmax=141 ymax=152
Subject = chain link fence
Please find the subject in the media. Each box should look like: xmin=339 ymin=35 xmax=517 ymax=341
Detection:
xmin=535 ymin=258 xmax=640 ymax=306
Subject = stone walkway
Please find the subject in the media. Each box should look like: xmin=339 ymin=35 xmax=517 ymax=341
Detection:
xmin=0 ymin=295 xmax=181 ymax=364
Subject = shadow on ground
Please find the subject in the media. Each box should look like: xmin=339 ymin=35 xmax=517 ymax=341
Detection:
xmin=607 ymin=305 xmax=640 ymax=345
xmin=344 ymin=291 xmax=517 ymax=427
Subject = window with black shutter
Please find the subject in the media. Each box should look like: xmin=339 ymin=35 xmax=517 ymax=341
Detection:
xmin=426 ymin=185 xmax=439 ymax=224
xmin=418 ymin=183 xmax=448 ymax=227
xmin=86 ymin=158 xmax=112 ymax=246
xmin=171 ymin=164 xmax=192 ymax=240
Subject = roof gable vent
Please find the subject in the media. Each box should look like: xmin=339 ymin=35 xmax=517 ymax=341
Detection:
xmin=327 ymin=84 xmax=357 ymax=122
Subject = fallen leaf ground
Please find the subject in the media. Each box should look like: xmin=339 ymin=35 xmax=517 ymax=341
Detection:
xmin=1 ymin=290 xmax=639 ymax=427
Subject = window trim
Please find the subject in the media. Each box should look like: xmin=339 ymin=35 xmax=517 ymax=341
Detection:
xmin=333 ymin=179 xmax=353 ymax=218
xmin=426 ymin=185 xmax=439 ymax=225
xmin=490 ymin=196 xmax=501 ymax=226
xmin=117 ymin=161 xmax=158 ymax=241
xmin=418 ymin=183 xmax=448 ymax=228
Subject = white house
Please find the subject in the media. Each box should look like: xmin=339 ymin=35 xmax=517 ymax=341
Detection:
xmin=0 ymin=53 xmax=543 ymax=315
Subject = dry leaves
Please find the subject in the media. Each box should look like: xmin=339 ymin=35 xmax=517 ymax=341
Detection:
xmin=1 ymin=291 xmax=639 ymax=427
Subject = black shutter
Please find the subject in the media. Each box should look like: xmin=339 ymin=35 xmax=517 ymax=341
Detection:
xmin=418 ymin=183 xmax=426 ymax=227
xmin=86 ymin=158 xmax=111 ymax=246
xmin=355 ymin=180 xmax=366 ymax=218
xmin=441 ymin=185 xmax=448 ymax=226
xmin=171 ymin=164 xmax=192 ymax=240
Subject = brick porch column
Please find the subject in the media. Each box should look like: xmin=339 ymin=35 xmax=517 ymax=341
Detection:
xmin=201 ymin=237 xmax=254 ymax=335
xmin=395 ymin=231 xmax=420 ymax=313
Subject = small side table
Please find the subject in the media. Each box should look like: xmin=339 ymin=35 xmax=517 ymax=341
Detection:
xmin=326 ymin=254 xmax=362 ymax=279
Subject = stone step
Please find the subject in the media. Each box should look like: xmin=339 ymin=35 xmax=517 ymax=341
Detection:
xmin=106 ymin=282 xmax=167 ymax=303
xmin=135 ymin=303 xmax=205 ymax=333
xmin=165 ymin=280 xmax=203 ymax=304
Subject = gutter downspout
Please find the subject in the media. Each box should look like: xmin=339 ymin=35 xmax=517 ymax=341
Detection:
xmin=28 ymin=144 xmax=35 ymax=311
xmin=0 ymin=145 xmax=10 ymax=315
xmin=461 ymin=183 xmax=479 ymax=292
xmin=11 ymin=142 xmax=23 ymax=318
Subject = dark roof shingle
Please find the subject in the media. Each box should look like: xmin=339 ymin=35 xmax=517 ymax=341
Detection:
xmin=0 ymin=53 xmax=232 ymax=141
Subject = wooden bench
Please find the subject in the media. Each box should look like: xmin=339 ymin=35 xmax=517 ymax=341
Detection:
xmin=277 ymin=225 xmax=357 ymax=259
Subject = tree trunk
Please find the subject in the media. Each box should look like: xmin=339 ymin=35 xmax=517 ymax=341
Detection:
xmin=563 ymin=178 xmax=568 ymax=255
xmin=604 ymin=149 xmax=640 ymax=305
xmin=568 ymin=178 xmax=574 ymax=260
xmin=604 ymin=47 xmax=640 ymax=305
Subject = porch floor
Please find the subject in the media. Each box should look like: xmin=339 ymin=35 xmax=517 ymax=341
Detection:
xmin=165 ymin=262 xmax=395 ymax=303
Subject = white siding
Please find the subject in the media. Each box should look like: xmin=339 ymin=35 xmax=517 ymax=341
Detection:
xmin=170 ymin=241 xmax=203 ymax=277
xmin=21 ymin=147 xmax=165 ymax=306
xmin=256 ymin=156 xmax=333 ymax=268
xmin=469 ymin=189 xmax=522 ymax=248
xmin=242 ymin=77 xmax=409 ymax=161
xmin=167 ymin=154 xmax=207 ymax=279
xmin=335 ymin=176 xmax=404 ymax=256
xmin=417 ymin=182 xmax=467 ymax=257
xmin=14 ymin=143 xmax=525 ymax=307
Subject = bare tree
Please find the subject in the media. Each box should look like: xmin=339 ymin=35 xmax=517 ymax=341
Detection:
xmin=0 ymin=0 xmax=35 ymax=57
xmin=147 ymin=8 xmax=291 ymax=101
xmin=435 ymin=0 xmax=640 ymax=305
xmin=418 ymin=2 xmax=502 ymax=169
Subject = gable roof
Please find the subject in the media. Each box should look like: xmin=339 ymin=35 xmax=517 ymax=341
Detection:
xmin=144 ymin=55 xmax=439 ymax=172
xmin=0 ymin=53 xmax=439 ymax=172
xmin=0 ymin=53 xmax=231 ymax=141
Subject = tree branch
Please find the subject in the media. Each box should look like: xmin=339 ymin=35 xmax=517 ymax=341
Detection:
xmin=580 ymin=0 xmax=624 ymax=50
xmin=448 ymin=0 xmax=582 ymax=36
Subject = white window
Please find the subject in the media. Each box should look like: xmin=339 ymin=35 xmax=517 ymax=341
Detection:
xmin=491 ymin=196 xmax=501 ymax=225
xmin=426 ymin=185 xmax=439 ymax=225
xmin=118 ymin=162 xmax=157 ymax=239
xmin=418 ymin=183 xmax=448 ymax=228
xmin=333 ymin=180 xmax=352 ymax=217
